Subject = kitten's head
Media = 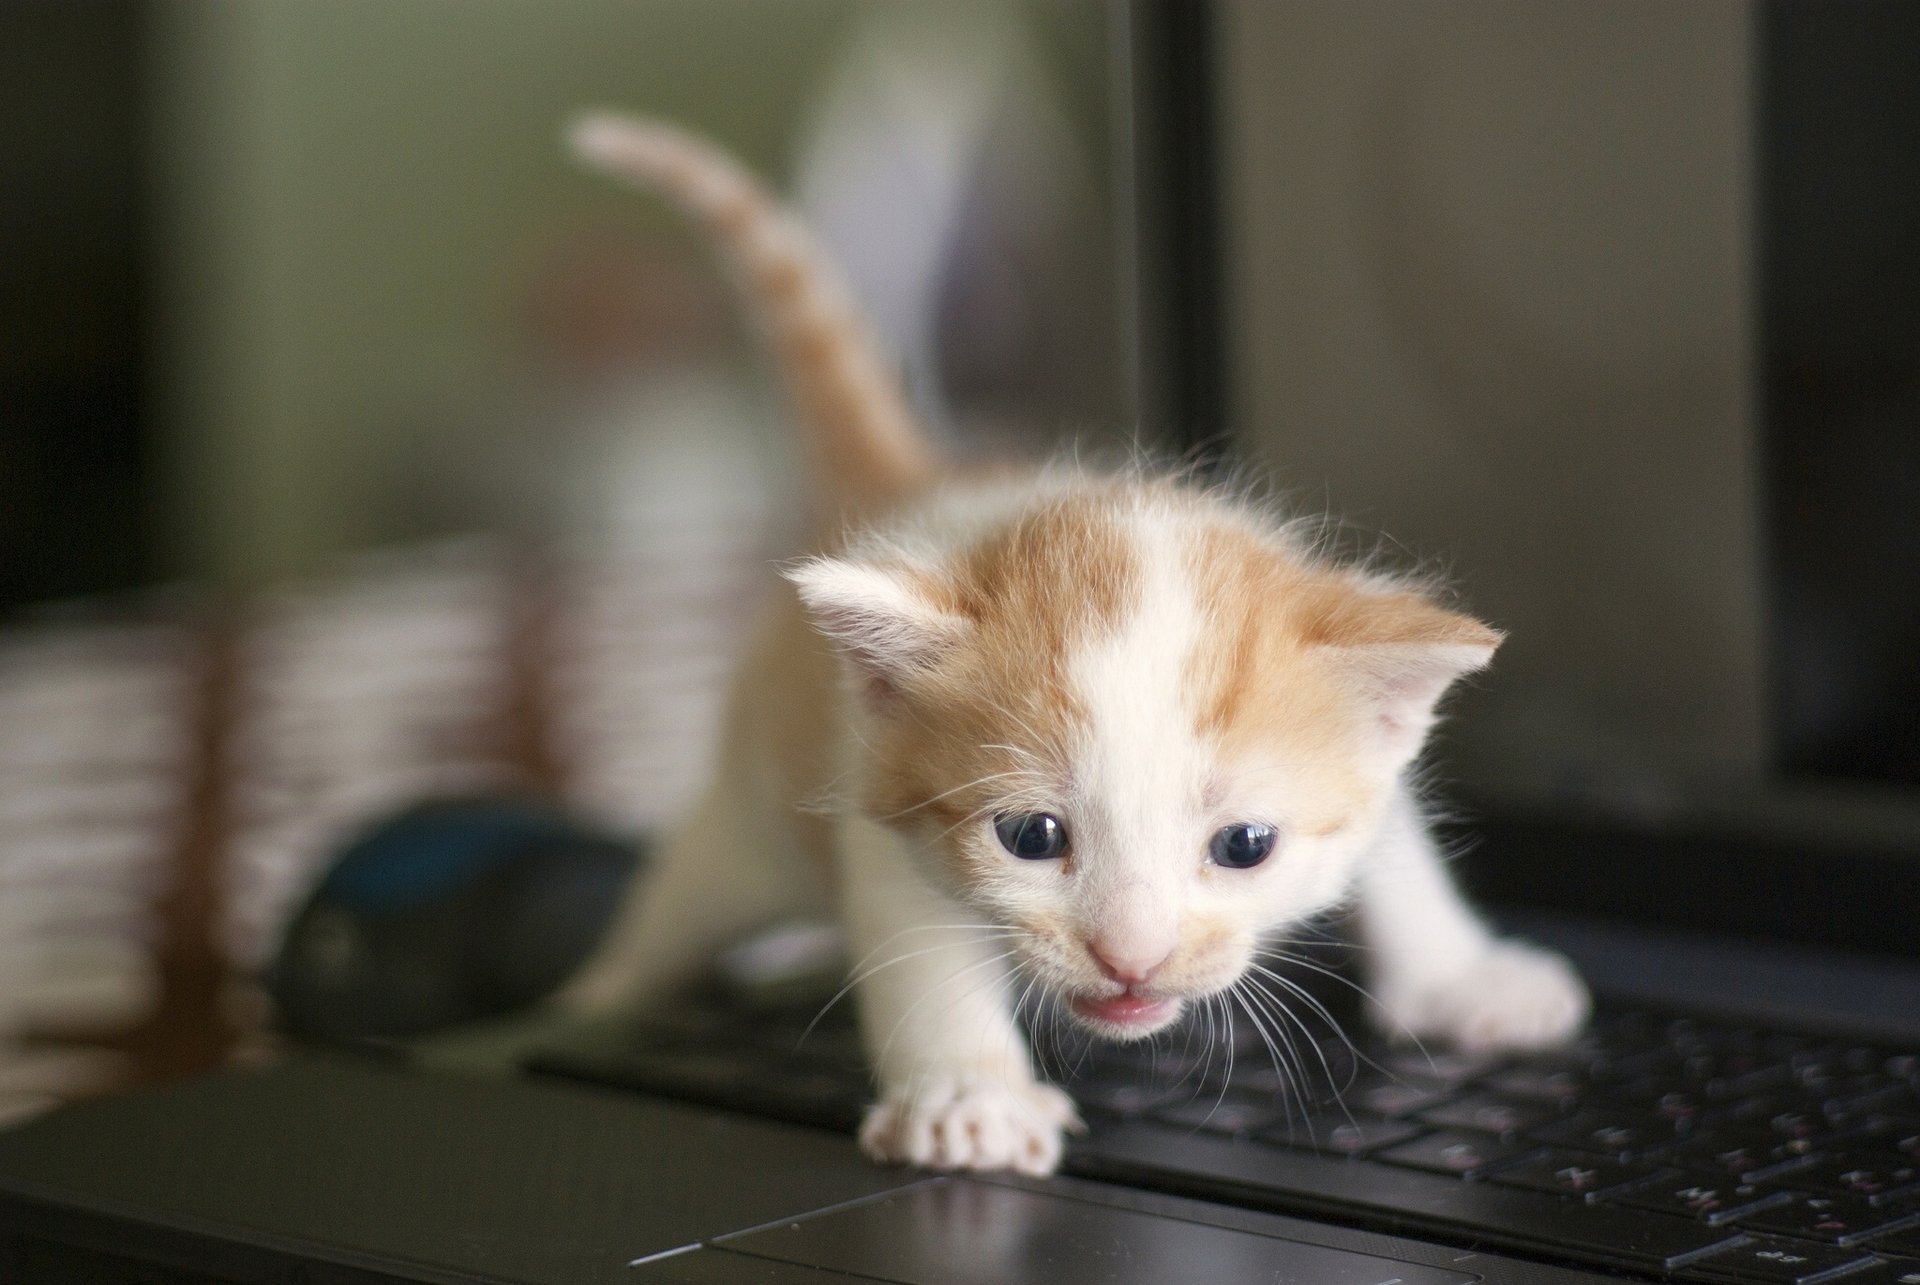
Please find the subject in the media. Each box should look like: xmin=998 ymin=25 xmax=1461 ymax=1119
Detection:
xmin=789 ymin=479 xmax=1499 ymax=1041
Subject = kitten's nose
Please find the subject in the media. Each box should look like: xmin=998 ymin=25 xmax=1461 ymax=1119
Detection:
xmin=1088 ymin=938 xmax=1170 ymax=986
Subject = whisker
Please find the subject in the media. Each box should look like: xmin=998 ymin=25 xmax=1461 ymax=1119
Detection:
xmin=1235 ymin=976 xmax=1310 ymax=1110
xmin=803 ymin=928 xmax=1022 ymax=1044
xmin=1209 ymin=994 xmax=1237 ymax=1124
xmin=1011 ymin=967 xmax=1049 ymax=1079
xmin=1243 ymin=967 xmax=1354 ymax=1120
xmin=1228 ymin=979 xmax=1305 ymax=1139
xmin=838 ymin=926 xmax=1023 ymax=992
xmin=1245 ymin=961 xmax=1355 ymax=1052
xmin=879 ymin=769 xmax=1045 ymax=822
xmin=873 ymin=949 xmax=1018 ymax=1072
xmin=1251 ymin=948 xmax=1435 ymax=1071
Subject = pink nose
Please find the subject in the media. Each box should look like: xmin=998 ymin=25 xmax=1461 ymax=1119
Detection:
xmin=1089 ymin=939 xmax=1170 ymax=986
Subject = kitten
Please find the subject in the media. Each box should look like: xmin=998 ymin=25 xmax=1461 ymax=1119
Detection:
xmin=557 ymin=114 xmax=1590 ymax=1177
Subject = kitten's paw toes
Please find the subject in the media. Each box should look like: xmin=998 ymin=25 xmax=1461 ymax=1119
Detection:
xmin=860 ymin=1076 xmax=1081 ymax=1177
xmin=1372 ymin=941 xmax=1590 ymax=1052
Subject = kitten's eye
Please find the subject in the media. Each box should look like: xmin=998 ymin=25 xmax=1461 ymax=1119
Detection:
xmin=994 ymin=812 xmax=1067 ymax=860
xmin=1210 ymin=823 xmax=1277 ymax=869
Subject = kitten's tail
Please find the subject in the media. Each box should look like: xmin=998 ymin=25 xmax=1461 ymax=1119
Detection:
xmin=568 ymin=113 xmax=936 ymax=514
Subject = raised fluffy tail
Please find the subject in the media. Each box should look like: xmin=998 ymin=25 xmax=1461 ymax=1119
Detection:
xmin=569 ymin=112 xmax=936 ymax=514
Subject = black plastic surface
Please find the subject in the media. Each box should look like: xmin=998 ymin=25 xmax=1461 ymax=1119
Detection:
xmin=714 ymin=1178 xmax=1481 ymax=1285
xmin=0 ymin=1056 xmax=912 ymax=1284
xmin=525 ymin=986 xmax=1920 ymax=1284
xmin=0 ymin=1053 xmax=1638 ymax=1284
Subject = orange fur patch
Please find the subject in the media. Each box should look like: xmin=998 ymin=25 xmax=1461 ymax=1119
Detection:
xmin=838 ymin=480 xmax=1497 ymax=874
xmin=861 ymin=491 xmax=1142 ymax=877
xmin=1182 ymin=518 xmax=1494 ymax=835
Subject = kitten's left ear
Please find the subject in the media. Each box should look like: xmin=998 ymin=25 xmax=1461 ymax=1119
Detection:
xmin=1316 ymin=590 xmax=1502 ymax=763
xmin=784 ymin=556 xmax=969 ymax=699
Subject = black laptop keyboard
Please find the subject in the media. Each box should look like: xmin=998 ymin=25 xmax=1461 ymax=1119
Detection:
xmin=526 ymin=999 xmax=1920 ymax=1284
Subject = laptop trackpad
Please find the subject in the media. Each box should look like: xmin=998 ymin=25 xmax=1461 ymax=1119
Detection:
xmin=713 ymin=1178 xmax=1479 ymax=1284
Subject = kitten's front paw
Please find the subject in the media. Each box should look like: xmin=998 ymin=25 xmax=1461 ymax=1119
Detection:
xmin=1371 ymin=941 xmax=1590 ymax=1052
xmin=859 ymin=1074 xmax=1083 ymax=1177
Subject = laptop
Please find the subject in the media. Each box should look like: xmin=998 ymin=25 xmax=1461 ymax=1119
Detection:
xmin=4 ymin=2 xmax=1918 ymax=1282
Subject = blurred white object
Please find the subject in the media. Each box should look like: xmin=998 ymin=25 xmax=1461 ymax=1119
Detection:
xmin=793 ymin=2 xmax=1098 ymax=433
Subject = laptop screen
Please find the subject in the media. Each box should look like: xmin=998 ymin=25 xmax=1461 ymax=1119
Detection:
xmin=1762 ymin=2 xmax=1920 ymax=797
xmin=1174 ymin=1 xmax=1920 ymax=957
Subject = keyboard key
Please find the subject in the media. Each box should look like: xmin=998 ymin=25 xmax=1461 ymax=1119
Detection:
xmin=1664 ymin=1134 xmax=1821 ymax=1181
xmin=1867 ymin=1225 xmax=1920 ymax=1256
xmin=1616 ymin=1177 xmax=1796 ymax=1225
xmin=1379 ymin=1049 xmax=1505 ymax=1084
xmin=1831 ymin=1085 xmax=1919 ymax=1120
xmin=1657 ymin=1090 xmax=1723 ymax=1124
xmin=1073 ymin=1076 xmax=1187 ymax=1117
xmin=1259 ymin=1111 xmax=1426 ymax=1157
xmin=1350 ymin=1078 xmax=1456 ymax=1117
xmin=1218 ymin=1060 xmax=1327 ymax=1099
xmin=1418 ymin=1092 xmax=1564 ymax=1137
xmin=1530 ymin=1108 xmax=1687 ymax=1160
xmin=1885 ymin=1125 xmax=1920 ymax=1160
xmin=1352 ymin=1175 xmax=1751 ymax=1272
xmin=1480 ymin=1065 xmax=1588 ymax=1102
xmin=1770 ymin=1111 xmax=1851 ymax=1143
xmin=1488 ymin=1151 xmax=1678 ymax=1202
xmin=1775 ymin=1157 xmax=1920 ymax=1204
xmin=1736 ymin=1194 xmax=1920 ymax=1246
xmin=1711 ymin=1116 xmax=1871 ymax=1163
xmin=1676 ymin=1234 xmax=1881 ymax=1283
xmin=1710 ymin=1066 xmax=1800 ymax=1101
xmin=1151 ymin=1095 xmax=1285 ymax=1137
xmin=1832 ymin=1260 xmax=1920 ymax=1284
xmin=1372 ymin=1128 xmax=1541 ymax=1177
xmin=1440 ymin=1187 xmax=1754 ymax=1271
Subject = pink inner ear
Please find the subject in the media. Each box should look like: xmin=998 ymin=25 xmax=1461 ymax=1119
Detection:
xmin=784 ymin=555 xmax=969 ymax=686
xmin=1299 ymin=584 xmax=1503 ymax=757
xmin=1336 ymin=639 xmax=1500 ymax=759
xmin=863 ymin=669 xmax=902 ymax=708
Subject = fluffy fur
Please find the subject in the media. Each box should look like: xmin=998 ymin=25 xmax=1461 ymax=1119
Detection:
xmin=557 ymin=114 xmax=1590 ymax=1176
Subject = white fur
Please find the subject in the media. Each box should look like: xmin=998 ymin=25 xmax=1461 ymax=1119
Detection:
xmin=1340 ymin=640 xmax=1500 ymax=765
xmin=1061 ymin=515 xmax=1208 ymax=983
xmin=818 ymin=496 xmax=1586 ymax=1171
xmin=569 ymin=479 xmax=1589 ymax=1176
xmin=787 ymin=558 xmax=965 ymax=677
xmin=554 ymin=767 xmax=833 ymax=1013
xmin=1358 ymin=793 xmax=1591 ymax=1049
xmin=559 ymin=118 xmax=1584 ymax=1177
xmin=838 ymin=812 xmax=1080 ymax=1175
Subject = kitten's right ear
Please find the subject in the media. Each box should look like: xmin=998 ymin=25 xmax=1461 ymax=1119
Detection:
xmin=784 ymin=557 xmax=968 ymax=692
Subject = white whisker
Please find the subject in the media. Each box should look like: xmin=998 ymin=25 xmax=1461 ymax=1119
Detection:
xmin=874 ymin=949 xmax=1018 ymax=1073
xmin=804 ymin=927 xmax=1023 ymax=1044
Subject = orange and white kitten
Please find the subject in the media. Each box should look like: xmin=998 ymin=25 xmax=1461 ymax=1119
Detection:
xmin=557 ymin=115 xmax=1590 ymax=1176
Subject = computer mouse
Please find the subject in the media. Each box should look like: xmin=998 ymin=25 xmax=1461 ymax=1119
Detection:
xmin=267 ymin=797 xmax=645 ymax=1042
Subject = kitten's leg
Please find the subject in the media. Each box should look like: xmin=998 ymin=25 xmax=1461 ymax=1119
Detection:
xmin=1356 ymin=790 xmax=1589 ymax=1050
xmin=840 ymin=815 xmax=1079 ymax=1176
xmin=553 ymin=772 xmax=828 ymax=1013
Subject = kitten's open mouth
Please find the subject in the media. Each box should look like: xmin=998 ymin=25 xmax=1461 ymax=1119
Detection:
xmin=1069 ymin=991 xmax=1179 ymax=1031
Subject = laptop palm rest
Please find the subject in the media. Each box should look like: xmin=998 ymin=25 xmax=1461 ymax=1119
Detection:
xmin=697 ymin=1177 xmax=1479 ymax=1284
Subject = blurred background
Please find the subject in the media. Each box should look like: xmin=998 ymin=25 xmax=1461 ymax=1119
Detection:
xmin=2 ymin=0 xmax=1124 ymax=598
xmin=2 ymin=0 xmax=1916 ymax=1117
xmin=1 ymin=0 xmax=1133 ymax=1121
